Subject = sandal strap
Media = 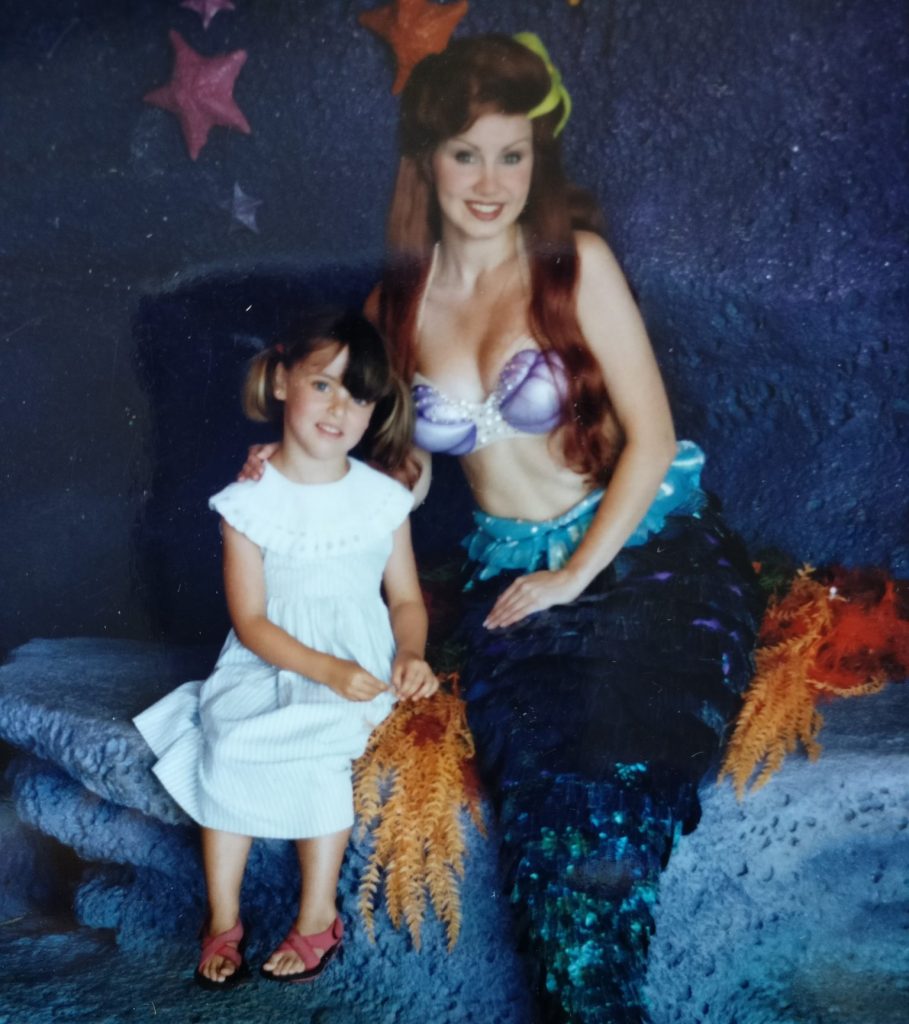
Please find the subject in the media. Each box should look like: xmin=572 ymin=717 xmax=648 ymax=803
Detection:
xmin=199 ymin=920 xmax=244 ymax=971
xmin=275 ymin=917 xmax=343 ymax=971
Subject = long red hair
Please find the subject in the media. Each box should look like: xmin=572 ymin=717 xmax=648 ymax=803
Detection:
xmin=380 ymin=34 xmax=620 ymax=484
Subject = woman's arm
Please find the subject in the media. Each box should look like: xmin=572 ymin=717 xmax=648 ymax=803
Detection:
xmin=237 ymin=443 xmax=278 ymax=482
xmin=223 ymin=522 xmax=390 ymax=700
xmin=383 ymin=519 xmax=438 ymax=700
xmin=485 ymin=232 xmax=677 ymax=629
xmin=562 ymin=231 xmax=677 ymax=579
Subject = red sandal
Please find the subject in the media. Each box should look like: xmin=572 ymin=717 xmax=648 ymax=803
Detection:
xmin=260 ymin=915 xmax=344 ymax=983
xmin=194 ymin=920 xmax=249 ymax=990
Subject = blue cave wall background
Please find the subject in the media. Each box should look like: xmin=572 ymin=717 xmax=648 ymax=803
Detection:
xmin=0 ymin=1 xmax=906 ymax=1022
xmin=0 ymin=0 xmax=905 ymax=654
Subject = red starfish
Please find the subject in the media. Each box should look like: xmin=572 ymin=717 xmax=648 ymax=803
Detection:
xmin=358 ymin=0 xmax=469 ymax=94
xmin=144 ymin=30 xmax=250 ymax=161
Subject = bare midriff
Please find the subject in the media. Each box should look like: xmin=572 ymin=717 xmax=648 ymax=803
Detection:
xmin=457 ymin=422 xmax=615 ymax=521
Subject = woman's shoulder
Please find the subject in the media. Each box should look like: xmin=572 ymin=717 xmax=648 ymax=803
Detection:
xmin=571 ymin=230 xmax=635 ymax=315
xmin=573 ymin=230 xmax=622 ymax=276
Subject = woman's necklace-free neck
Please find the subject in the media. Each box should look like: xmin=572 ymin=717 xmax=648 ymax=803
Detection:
xmin=433 ymin=224 xmax=527 ymax=288
xmin=427 ymin=234 xmax=530 ymax=316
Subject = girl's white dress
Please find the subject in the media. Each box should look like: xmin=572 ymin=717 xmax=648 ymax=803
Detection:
xmin=134 ymin=459 xmax=412 ymax=839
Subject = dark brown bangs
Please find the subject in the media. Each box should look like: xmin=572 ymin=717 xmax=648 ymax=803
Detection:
xmin=280 ymin=309 xmax=392 ymax=403
xmin=329 ymin=311 xmax=393 ymax=403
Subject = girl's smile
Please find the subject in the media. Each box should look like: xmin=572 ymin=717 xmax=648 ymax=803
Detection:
xmin=273 ymin=344 xmax=375 ymax=482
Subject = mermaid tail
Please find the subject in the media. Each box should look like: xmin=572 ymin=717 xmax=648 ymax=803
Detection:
xmin=460 ymin=506 xmax=759 ymax=1023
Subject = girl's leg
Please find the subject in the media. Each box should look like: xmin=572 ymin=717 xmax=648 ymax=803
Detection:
xmin=262 ymin=827 xmax=350 ymax=977
xmin=199 ymin=827 xmax=253 ymax=983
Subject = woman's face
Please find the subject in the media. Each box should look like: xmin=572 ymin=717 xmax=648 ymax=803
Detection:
xmin=431 ymin=113 xmax=534 ymax=242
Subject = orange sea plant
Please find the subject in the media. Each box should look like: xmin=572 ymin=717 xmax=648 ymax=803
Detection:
xmin=721 ymin=565 xmax=909 ymax=797
xmin=353 ymin=673 xmax=486 ymax=950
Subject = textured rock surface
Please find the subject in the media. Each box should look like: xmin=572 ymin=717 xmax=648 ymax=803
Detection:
xmin=0 ymin=921 xmax=526 ymax=1024
xmin=647 ymin=686 xmax=909 ymax=1024
xmin=1 ymin=638 xmax=907 ymax=1022
xmin=0 ymin=637 xmax=532 ymax=1020
xmin=0 ymin=639 xmax=217 ymax=820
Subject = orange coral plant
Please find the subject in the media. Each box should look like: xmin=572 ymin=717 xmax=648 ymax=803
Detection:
xmin=721 ymin=566 xmax=909 ymax=797
xmin=353 ymin=674 xmax=485 ymax=950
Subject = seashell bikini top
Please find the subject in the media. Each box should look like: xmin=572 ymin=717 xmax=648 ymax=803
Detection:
xmin=412 ymin=349 xmax=568 ymax=456
xmin=411 ymin=245 xmax=568 ymax=456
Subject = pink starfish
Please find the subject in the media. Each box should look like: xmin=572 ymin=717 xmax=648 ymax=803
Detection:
xmin=181 ymin=0 xmax=236 ymax=31
xmin=144 ymin=30 xmax=250 ymax=160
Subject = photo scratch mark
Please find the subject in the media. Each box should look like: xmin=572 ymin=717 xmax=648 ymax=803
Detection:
xmin=46 ymin=18 xmax=80 ymax=60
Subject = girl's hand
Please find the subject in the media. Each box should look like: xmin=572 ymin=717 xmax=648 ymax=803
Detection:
xmin=325 ymin=658 xmax=390 ymax=702
xmin=392 ymin=651 xmax=438 ymax=701
xmin=483 ymin=569 xmax=588 ymax=630
xmin=238 ymin=442 xmax=279 ymax=482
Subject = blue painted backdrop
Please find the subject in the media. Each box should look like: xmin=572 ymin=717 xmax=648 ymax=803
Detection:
xmin=0 ymin=0 xmax=905 ymax=651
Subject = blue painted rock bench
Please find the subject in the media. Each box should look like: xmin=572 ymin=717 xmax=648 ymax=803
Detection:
xmin=1 ymin=637 xmax=907 ymax=1024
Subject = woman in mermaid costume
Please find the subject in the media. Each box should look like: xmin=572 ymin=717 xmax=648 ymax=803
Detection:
xmin=372 ymin=34 xmax=760 ymax=1023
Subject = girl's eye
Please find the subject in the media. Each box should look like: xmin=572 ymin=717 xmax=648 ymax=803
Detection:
xmin=312 ymin=379 xmax=330 ymax=392
xmin=353 ymin=397 xmax=371 ymax=407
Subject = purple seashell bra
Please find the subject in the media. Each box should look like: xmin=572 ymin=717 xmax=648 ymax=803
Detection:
xmin=410 ymin=242 xmax=568 ymax=455
xmin=412 ymin=347 xmax=568 ymax=455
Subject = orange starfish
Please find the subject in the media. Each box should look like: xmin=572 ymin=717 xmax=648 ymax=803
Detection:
xmin=358 ymin=0 xmax=469 ymax=94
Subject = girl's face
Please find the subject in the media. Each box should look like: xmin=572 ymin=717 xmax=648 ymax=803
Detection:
xmin=274 ymin=344 xmax=375 ymax=471
xmin=431 ymin=113 xmax=534 ymax=243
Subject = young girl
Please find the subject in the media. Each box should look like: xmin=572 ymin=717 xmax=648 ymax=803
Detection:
xmin=134 ymin=309 xmax=437 ymax=989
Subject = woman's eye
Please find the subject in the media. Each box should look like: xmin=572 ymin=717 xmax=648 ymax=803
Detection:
xmin=454 ymin=149 xmax=475 ymax=164
xmin=503 ymin=151 xmax=524 ymax=165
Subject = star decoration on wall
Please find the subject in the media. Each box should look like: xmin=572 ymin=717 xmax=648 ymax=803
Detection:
xmin=181 ymin=0 xmax=236 ymax=30
xmin=143 ymin=30 xmax=250 ymax=161
xmin=225 ymin=182 xmax=262 ymax=233
xmin=358 ymin=0 xmax=469 ymax=94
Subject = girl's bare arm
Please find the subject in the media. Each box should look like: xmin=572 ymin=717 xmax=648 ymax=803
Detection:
xmin=383 ymin=519 xmax=438 ymax=700
xmin=222 ymin=522 xmax=389 ymax=701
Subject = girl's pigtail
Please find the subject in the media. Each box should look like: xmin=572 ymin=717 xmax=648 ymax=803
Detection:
xmin=361 ymin=373 xmax=414 ymax=473
xmin=242 ymin=347 xmax=284 ymax=423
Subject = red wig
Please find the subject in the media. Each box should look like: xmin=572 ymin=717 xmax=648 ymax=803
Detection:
xmin=380 ymin=34 xmax=620 ymax=484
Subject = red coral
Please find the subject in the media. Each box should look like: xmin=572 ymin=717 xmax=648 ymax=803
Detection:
xmin=722 ymin=564 xmax=908 ymax=796
xmin=404 ymin=712 xmax=446 ymax=746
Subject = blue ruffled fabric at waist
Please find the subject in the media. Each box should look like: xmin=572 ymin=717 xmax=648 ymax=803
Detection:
xmin=463 ymin=439 xmax=708 ymax=584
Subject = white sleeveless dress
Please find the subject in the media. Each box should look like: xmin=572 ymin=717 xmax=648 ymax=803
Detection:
xmin=133 ymin=459 xmax=411 ymax=839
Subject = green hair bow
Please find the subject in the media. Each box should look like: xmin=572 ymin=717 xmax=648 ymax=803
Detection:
xmin=513 ymin=31 xmax=572 ymax=137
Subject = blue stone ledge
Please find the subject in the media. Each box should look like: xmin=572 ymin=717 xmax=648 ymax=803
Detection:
xmin=1 ymin=638 xmax=908 ymax=1024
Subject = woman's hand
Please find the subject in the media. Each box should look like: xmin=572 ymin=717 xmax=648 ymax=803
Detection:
xmin=483 ymin=568 xmax=588 ymax=630
xmin=324 ymin=658 xmax=391 ymax=702
xmin=237 ymin=442 xmax=279 ymax=482
xmin=392 ymin=650 xmax=438 ymax=701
